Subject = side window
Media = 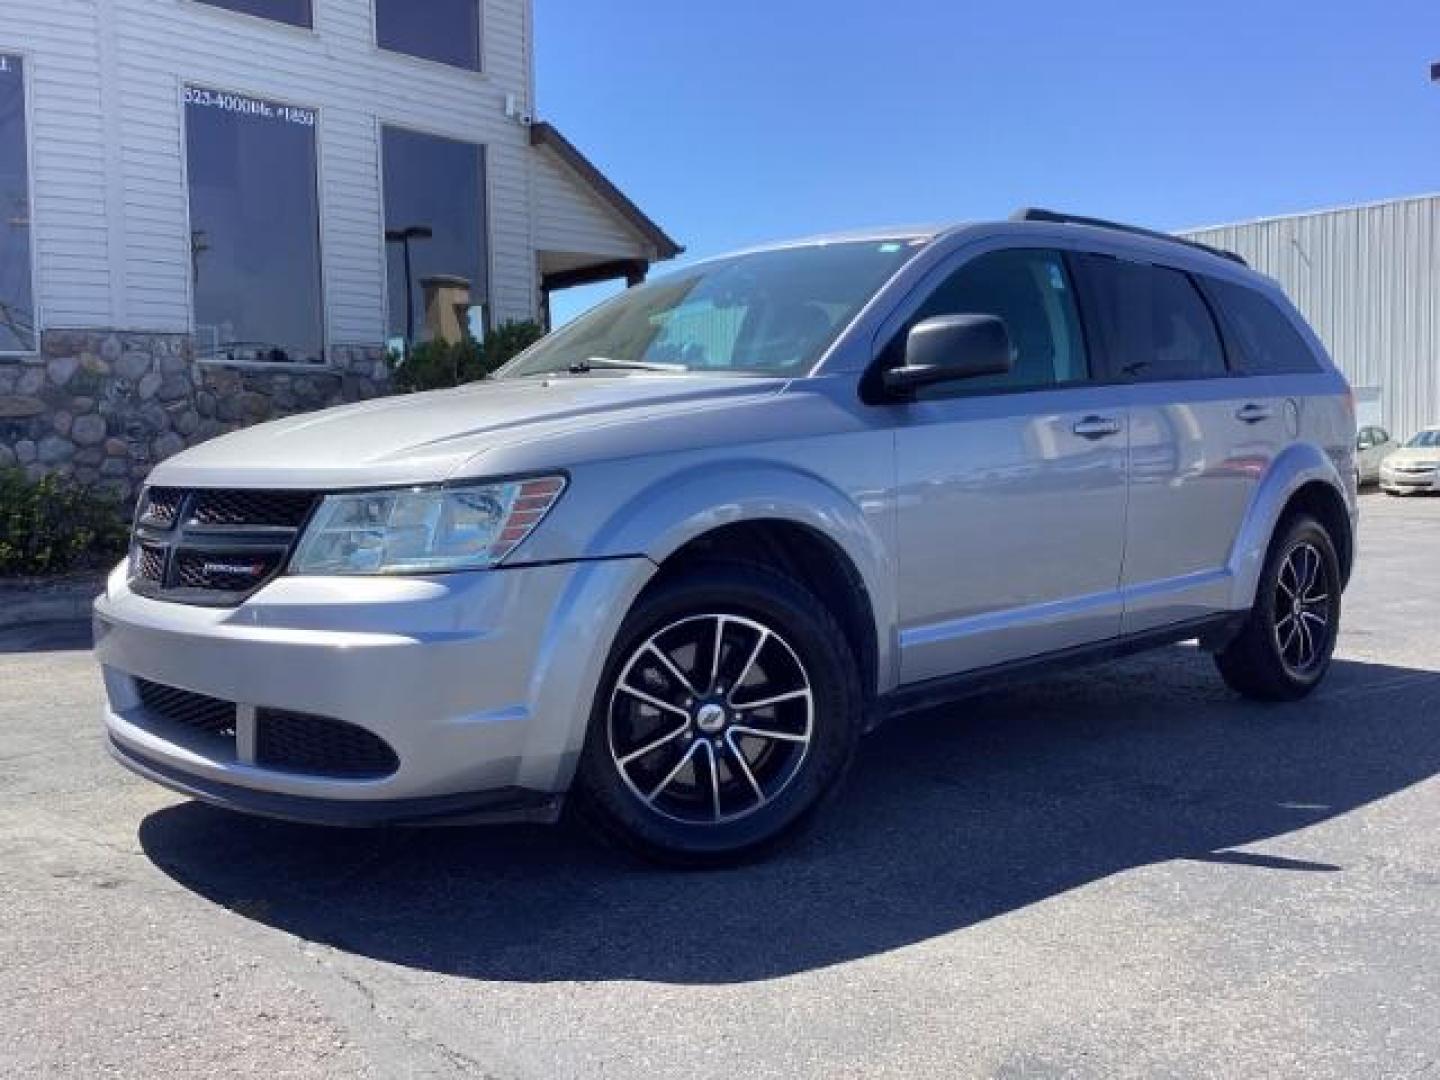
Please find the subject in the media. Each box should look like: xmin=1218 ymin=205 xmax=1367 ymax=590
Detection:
xmin=1204 ymin=277 xmax=1321 ymax=375
xmin=891 ymin=248 xmax=1089 ymax=395
xmin=1076 ymin=256 xmax=1225 ymax=381
xmin=1377 ymin=428 xmax=1391 ymax=445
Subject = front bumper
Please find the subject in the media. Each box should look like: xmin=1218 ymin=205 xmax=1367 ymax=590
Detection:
xmin=1380 ymin=469 xmax=1439 ymax=493
xmin=95 ymin=557 xmax=653 ymax=823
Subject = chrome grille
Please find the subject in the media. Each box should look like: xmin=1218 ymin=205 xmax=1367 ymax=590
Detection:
xmin=129 ymin=487 xmax=317 ymax=607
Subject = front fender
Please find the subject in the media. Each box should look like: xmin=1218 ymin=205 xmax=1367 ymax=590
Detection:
xmin=1226 ymin=442 xmax=1356 ymax=610
xmin=587 ymin=459 xmax=898 ymax=692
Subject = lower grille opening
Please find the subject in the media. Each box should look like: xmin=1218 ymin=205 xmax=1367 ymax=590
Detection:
xmin=135 ymin=679 xmax=236 ymax=738
xmin=126 ymin=679 xmax=397 ymax=780
xmin=256 ymin=709 xmax=399 ymax=780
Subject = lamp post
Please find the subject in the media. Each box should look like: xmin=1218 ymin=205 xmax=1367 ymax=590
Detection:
xmin=384 ymin=225 xmax=433 ymax=359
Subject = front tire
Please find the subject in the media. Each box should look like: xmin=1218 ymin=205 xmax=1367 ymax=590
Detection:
xmin=1214 ymin=514 xmax=1341 ymax=701
xmin=573 ymin=562 xmax=862 ymax=867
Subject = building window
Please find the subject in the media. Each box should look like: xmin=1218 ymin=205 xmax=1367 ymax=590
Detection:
xmin=375 ymin=0 xmax=481 ymax=71
xmin=193 ymin=0 xmax=312 ymax=29
xmin=382 ymin=126 xmax=487 ymax=350
xmin=185 ymin=87 xmax=324 ymax=365
xmin=0 ymin=54 xmax=35 ymax=354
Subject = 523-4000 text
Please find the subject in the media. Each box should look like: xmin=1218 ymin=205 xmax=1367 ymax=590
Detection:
xmin=184 ymin=87 xmax=315 ymax=127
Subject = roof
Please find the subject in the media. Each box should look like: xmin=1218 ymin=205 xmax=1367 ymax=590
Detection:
xmin=528 ymin=121 xmax=683 ymax=261
xmin=724 ymin=225 xmax=947 ymax=253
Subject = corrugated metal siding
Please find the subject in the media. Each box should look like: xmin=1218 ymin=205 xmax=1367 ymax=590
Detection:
xmin=0 ymin=0 xmax=545 ymax=339
xmin=1184 ymin=195 xmax=1440 ymax=439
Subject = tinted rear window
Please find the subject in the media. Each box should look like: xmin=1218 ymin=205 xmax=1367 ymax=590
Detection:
xmin=1076 ymin=256 xmax=1226 ymax=381
xmin=1205 ymin=277 xmax=1322 ymax=375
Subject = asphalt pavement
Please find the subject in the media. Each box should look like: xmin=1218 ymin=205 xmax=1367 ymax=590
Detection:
xmin=3 ymin=490 xmax=1438 ymax=1078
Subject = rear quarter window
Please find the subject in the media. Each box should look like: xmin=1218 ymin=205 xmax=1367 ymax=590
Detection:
xmin=1203 ymin=278 xmax=1322 ymax=375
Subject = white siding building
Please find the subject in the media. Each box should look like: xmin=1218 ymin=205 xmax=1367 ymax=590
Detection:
xmin=1183 ymin=194 xmax=1439 ymax=441
xmin=0 ymin=0 xmax=679 ymax=498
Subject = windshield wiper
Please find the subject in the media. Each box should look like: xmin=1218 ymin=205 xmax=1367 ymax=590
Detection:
xmin=566 ymin=356 xmax=688 ymax=374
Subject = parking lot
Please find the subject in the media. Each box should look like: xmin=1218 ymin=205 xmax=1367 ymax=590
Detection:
xmin=2 ymin=490 xmax=1438 ymax=1079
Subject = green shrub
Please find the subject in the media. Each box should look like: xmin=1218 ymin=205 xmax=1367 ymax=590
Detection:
xmin=388 ymin=320 xmax=545 ymax=393
xmin=0 ymin=469 xmax=130 ymax=577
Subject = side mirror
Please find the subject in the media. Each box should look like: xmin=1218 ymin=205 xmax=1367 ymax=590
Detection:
xmin=883 ymin=314 xmax=1014 ymax=397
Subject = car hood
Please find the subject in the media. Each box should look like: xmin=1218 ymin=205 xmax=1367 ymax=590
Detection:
xmin=149 ymin=374 xmax=787 ymax=489
xmin=1384 ymin=447 xmax=1440 ymax=466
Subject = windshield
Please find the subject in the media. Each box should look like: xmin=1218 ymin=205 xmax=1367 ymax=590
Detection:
xmin=1404 ymin=429 xmax=1440 ymax=448
xmin=500 ymin=239 xmax=926 ymax=379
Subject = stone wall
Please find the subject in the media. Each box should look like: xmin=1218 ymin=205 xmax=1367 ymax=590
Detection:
xmin=0 ymin=331 xmax=390 ymax=504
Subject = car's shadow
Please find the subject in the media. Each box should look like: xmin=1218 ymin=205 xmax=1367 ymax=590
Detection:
xmin=139 ymin=647 xmax=1440 ymax=984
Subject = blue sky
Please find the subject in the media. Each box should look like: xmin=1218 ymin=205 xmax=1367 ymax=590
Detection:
xmin=536 ymin=1 xmax=1439 ymax=324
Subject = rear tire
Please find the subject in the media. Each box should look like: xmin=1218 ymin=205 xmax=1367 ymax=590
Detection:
xmin=1213 ymin=514 xmax=1341 ymax=701
xmin=573 ymin=561 xmax=862 ymax=867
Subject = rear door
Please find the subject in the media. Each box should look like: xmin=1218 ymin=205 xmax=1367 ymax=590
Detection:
xmin=1073 ymin=255 xmax=1286 ymax=634
xmin=888 ymin=246 xmax=1129 ymax=682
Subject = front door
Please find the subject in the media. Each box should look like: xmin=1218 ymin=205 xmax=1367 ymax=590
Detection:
xmin=888 ymin=247 xmax=1129 ymax=684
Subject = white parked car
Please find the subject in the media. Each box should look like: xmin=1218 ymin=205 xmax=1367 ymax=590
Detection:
xmin=1355 ymin=425 xmax=1397 ymax=485
xmin=1380 ymin=426 xmax=1440 ymax=495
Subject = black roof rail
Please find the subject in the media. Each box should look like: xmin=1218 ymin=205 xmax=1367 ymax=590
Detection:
xmin=1009 ymin=207 xmax=1249 ymax=267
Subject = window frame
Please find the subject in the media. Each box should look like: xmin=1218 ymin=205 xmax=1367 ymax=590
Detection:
xmin=370 ymin=0 xmax=486 ymax=76
xmin=0 ymin=47 xmax=39 ymax=358
xmin=864 ymin=243 xmax=1099 ymax=402
xmin=184 ymin=0 xmax=317 ymax=33
xmin=375 ymin=118 xmax=493 ymax=351
xmin=1069 ymin=252 xmax=1235 ymax=385
xmin=178 ymin=78 xmax=330 ymax=369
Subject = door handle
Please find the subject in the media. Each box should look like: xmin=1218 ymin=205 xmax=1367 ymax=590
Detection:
xmin=1236 ymin=403 xmax=1274 ymax=424
xmin=1072 ymin=415 xmax=1122 ymax=440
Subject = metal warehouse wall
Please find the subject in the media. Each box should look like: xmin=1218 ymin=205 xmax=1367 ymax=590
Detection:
xmin=1183 ymin=194 xmax=1440 ymax=440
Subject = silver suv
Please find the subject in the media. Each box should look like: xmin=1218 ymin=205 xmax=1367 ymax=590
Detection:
xmin=95 ymin=210 xmax=1358 ymax=864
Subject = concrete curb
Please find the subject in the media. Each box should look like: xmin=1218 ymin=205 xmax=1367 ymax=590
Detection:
xmin=0 ymin=572 xmax=107 ymax=630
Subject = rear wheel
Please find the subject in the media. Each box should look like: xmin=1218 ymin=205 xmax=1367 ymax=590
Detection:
xmin=573 ymin=562 xmax=861 ymax=866
xmin=1214 ymin=514 xmax=1341 ymax=701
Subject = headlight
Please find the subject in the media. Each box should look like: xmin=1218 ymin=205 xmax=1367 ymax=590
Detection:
xmin=290 ymin=476 xmax=566 ymax=575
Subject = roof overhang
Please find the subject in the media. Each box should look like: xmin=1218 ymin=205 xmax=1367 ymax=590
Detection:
xmin=529 ymin=121 xmax=683 ymax=263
